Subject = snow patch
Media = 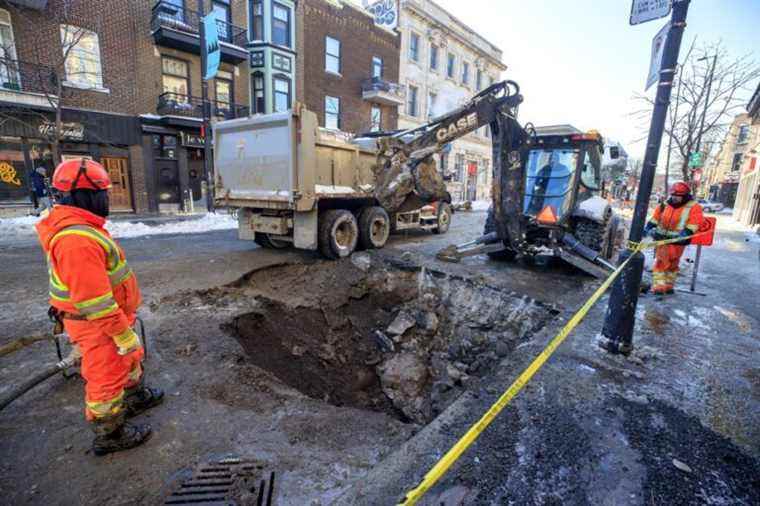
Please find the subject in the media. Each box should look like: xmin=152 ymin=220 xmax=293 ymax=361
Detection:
xmin=572 ymin=196 xmax=609 ymax=222
xmin=314 ymin=184 xmax=359 ymax=195
xmin=470 ymin=200 xmax=491 ymax=211
xmin=0 ymin=213 xmax=237 ymax=243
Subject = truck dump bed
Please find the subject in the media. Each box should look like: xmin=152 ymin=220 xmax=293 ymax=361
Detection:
xmin=214 ymin=107 xmax=378 ymax=213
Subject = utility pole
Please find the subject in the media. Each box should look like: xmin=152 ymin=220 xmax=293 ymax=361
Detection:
xmin=664 ymin=62 xmax=685 ymax=194
xmin=601 ymin=0 xmax=691 ymax=355
xmin=692 ymin=53 xmax=717 ymax=194
xmin=198 ymin=0 xmax=215 ymax=213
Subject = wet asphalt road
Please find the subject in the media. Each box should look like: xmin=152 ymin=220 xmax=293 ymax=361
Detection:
xmin=1 ymin=210 xmax=759 ymax=505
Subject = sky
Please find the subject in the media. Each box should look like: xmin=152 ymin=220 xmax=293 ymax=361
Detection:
xmin=426 ymin=0 xmax=760 ymax=161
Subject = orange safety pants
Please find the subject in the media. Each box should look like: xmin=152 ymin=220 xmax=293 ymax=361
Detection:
xmin=64 ymin=319 xmax=144 ymax=421
xmin=652 ymin=243 xmax=686 ymax=294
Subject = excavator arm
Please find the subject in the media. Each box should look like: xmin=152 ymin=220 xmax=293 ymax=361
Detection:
xmin=372 ymin=80 xmax=526 ymax=213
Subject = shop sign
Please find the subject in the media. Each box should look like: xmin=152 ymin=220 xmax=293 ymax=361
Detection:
xmin=180 ymin=132 xmax=205 ymax=148
xmin=0 ymin=161 xmax=22 ymax=187
xmin=38 ymin=121 xmax=85 ymax=141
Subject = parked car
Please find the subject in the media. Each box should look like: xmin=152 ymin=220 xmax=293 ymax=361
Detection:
xmin=698 ymin=199 xmax=724 ymax=213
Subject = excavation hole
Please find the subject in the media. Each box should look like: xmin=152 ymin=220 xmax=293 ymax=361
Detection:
xmin=223 ymin=258 xmax=558 ymax=424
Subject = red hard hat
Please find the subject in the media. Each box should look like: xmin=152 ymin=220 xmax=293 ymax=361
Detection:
xmin=670 ymin=181 xmax=690 ymax=196
xmin=52 ymin=158 xmax=111 ymax=192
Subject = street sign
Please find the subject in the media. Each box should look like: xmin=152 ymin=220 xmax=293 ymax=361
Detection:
xmin=688 ymin=151 xmax=703 ymax=168
xmin=630 ymin=0 xmax=672 ymax=25
xmin=646 ymin=21 xmax=669 ymax=90
xmin=203 ymin=12 xmax=220 ymax=80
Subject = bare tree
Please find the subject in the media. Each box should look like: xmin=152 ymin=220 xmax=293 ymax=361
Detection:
xmin=632 ymin=41 xmax=760 ymax=181
xmin=0 ymin=0 xmax=105 ymax=166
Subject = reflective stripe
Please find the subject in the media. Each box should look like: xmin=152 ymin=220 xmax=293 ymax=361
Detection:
xmin=655 ymin=201 xmax=697 ymax=237
xmin=47 ymin=225 xmax=132 ymax=310
xmin=127 ymin=363 xmax=142 ymax=383
xmin=86 ymin=391 xmax=125 ymax=418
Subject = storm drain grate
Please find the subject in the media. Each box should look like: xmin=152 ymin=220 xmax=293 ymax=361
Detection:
xmin=164 ymin=456 xmax=275 ymax=506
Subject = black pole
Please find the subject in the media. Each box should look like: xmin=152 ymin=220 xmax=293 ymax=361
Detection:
xmin=692 ymin=53 xmax=717 ymax=193
xmin=601 ymin=0 xmax=691 ymax=355
xmin=198 ymin=0 xmax=215 ymax=213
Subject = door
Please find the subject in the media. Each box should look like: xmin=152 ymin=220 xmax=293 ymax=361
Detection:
xmin=156 ymin=161 xmax=181 ymax=204
xmin=102 ymin=157 xmax=133 ymax=211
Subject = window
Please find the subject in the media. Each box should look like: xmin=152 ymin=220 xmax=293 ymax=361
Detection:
xmin=162 ymin=57 xmax=189 ymax=102
xmin=251 ymin=72 xmax=265 ymax=113
xmin=272 ymin=2 xmax=291 ymax=47
xmin=430 ymin=45 xmax=438 ymax=71
xmin=250 ymin=0 xmax=263 ymax=41
xmin=325 ymin=36 xmax=341 ymax=74
xmin=0 ymin=9 xmax=20 ymax=88
xmin=427 ymin=92 xmax=437 ymax=119
xmin=455 ymin=153 xmax=464 ymax=181
xmin=372 ymin=56 xmax=383 ymax=79
xmin=215 ymin=70 xmax=233 ymax=113
xmin=737 ymin=124 xmax=750 ymax=144
xmin=476 ymin=69 xmax=483 ymax=90
xmin=407 ymin=85 xmax=418 ymax=117
xmin=462 ymin=61 xmax=470 ymax=86
xmin=447 ymin=53 xmax=455 ymax=79
xmin=325 ymin=95 xmax=340 ymax=130
xmin=371 ymin=106 xmax=382 ymax=132
xmin=731 ymin=153 xmax=743 ymax=172
xmin=212 ymin=1 xmax=232 ymax=42
xmin=273 ymin=76 xmax=290 ymax=112
xmin=60 ymin=25 xmax=104 ymax=89
xmin=409 ymin=32 xmax=420 ymax=62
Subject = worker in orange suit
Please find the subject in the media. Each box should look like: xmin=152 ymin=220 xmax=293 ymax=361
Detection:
xmin=35 ymin=159 xmax=163 ymax=456
xmin=643 ymin=181 xmax=704 ymax=295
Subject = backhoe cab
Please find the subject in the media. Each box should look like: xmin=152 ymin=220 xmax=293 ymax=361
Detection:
xmin=441 ymin=125 xmax=622 ymax=278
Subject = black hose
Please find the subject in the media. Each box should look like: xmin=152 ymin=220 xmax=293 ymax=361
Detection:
xmin=0 ymin=363 xmax=61 ymax=412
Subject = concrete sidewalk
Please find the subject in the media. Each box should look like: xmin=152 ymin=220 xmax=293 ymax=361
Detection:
xmin=339 ymin=215 xmax=760 ymax=505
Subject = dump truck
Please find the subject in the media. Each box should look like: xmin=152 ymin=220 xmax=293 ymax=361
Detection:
xmin=213 ymin=106 xmax=453 ymax=259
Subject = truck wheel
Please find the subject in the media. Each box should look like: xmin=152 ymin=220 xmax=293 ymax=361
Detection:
xmin=358 ymin=206 xmax=390 ymax=249
xmin=254 ymin=233 xmax=289 ymax=249
xmin=484 ymin=206 xmax=517 ymax=261
xmin=433 ymin=202 xmax=452 ymax=234
xmin=319 ymin=209 xmax=358 ymax=259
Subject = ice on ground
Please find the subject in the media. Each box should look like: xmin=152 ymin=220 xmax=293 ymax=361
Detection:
xmin=674 ymin=309 xmax=687 ymax=319
xmin=0 ymin=212 xmax=237 ymax=242
xmin=471 ymin=200 xmax=491 ymax=211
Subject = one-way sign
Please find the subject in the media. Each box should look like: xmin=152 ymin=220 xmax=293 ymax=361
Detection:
xmin=630 ymin=0 xmax=672 ymax=25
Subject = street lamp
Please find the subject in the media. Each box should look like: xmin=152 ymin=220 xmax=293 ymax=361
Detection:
xmin=693 ymin=53 xmax=718 ymax=192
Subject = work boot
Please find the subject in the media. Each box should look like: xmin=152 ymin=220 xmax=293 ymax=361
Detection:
xmin=124 ymin=385 xmax=165 ymax=418
xmin=91 ymin=412 xmax=152 ymax=456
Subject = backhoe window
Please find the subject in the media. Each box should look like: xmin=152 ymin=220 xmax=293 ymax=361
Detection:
xmin=524 ymin=149 xmax=578 ymax=219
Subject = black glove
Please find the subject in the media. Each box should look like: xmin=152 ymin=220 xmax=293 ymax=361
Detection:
xmin=643 ymin=222 xmax=656 ymax=238
xmin=677 ymin=229 xmax=692 ymax=246
xmin=653 ymin=231 xmax=667 ymax=242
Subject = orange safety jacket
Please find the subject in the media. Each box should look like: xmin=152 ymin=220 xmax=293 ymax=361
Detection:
xmin=647 ymin=200 xmax=704 ymax=238
xmin=35 ymin=205 xmax=141 ymax=350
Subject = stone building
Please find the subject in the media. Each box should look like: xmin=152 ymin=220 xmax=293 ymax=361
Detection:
xmin=0 ymin=0 xmax=250 ymax=214
xmin=702 ymin=112 xmax=753 ymax=209
xmin=396 ymin=0 xmax=506 ymax=202
xmin=297 ymin=0 xmax=401 ymax=134
xmin=732 ymin=84 xmax=760 ymax=227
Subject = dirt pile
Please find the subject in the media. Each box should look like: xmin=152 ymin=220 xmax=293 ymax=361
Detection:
xmin=211 ymin=255 xmax=557 ymax=424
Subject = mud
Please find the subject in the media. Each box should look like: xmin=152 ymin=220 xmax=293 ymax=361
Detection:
xmin=185 ymin=255 xmax=558 ymax=424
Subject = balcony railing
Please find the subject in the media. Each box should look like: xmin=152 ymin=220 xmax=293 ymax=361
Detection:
xmin=157 ymin=92 xmax=249 ymax=120
xmin=361 ymin=77 xmax=405 ymax=106
xmin=151 ymin=1 xmax=247 ymax=48
xmin=0 ymin=58 xmax=58 ymax=96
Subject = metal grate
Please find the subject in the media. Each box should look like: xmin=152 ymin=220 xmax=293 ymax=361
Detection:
xmin=164 ymin=456 xmax=275 ymax=506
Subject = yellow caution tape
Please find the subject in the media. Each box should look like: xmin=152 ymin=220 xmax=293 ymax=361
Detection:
xmin=399 ymin=230 xmax=713 ymax=505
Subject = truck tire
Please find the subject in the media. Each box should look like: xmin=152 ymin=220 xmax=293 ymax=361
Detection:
xmin=319 ymin=209 xmax=359 ymax=259
xmin=484 ymin=206 xmax=517 ymax=261
xmin=254 ymin=233 xmax=290 ymax=249
xmin=573 ymin=218 xmax=611 ymax=253
xmin=433 ymin=202 xmax=452 ymax=234
xmin=358 ymin=206 xmax=390 ymax=249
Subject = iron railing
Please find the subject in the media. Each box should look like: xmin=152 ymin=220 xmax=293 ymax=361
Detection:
xmin=157 ymin=92 xmax=249 ymax=119
xmin=361 ymin=77 xmax=404 ymax=96
xmin=0 ymin=58 xmax=58 ymax=96
xmin=151 ymin=0 xmax=248 ymax=47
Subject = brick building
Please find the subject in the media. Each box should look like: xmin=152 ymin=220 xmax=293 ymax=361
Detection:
xmin=0 ymin=0 xmax=250 ymax=213
xmin=733 ymin=84 xmax=760 ymax=228
xmin=298 ymin=0 xmax=401 ymax=135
